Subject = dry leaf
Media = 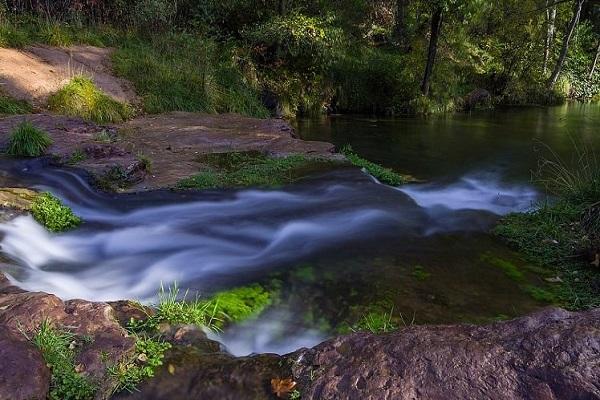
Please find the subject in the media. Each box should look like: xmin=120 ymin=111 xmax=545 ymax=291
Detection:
xmin=75 ymin=363 xmax=85 ymax=373
xmin=271 ymin=378 xmax=297 ymax=398
xmin=137 ymin=353 xmax=148 ymax=363
xmin=168 ymin=364 xmax=176 ymax=375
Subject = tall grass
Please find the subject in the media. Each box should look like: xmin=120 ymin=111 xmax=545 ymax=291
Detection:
xmin=6 ymin=120 xmax=52 ymax=157
xmin=535 ymin=141 xmax=600 ymax=204
xmin=48 ymin=76 xmax=133 ymax=123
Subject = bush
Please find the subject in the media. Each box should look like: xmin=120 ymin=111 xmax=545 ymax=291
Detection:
xmin=31 ymin=192 xmax=82 ymax=232
xmin=48 ymin=76 xmax=133 ymax=123
xmin=6 ymin=121 xmax=52 ymax=157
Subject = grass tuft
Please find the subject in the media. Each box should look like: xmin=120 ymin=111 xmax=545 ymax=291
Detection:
xmin=6 ymin=121 xmax=52 ymax=157
xmin=31 ymin=192 xmax=82 ymax=232
xmin=31 ymin=321 xmax=96 ymax=400
xmin=0 ymin=94 xmax=32 ymax=114
xmin=48 ymin=76 xmax=133 ymax=123
xmin=352 ymin=308 xmax=398 ymax=334
xmin=341 ymin=145 xmax=409 ymax=186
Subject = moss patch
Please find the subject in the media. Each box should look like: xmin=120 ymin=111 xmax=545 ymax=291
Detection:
xmin=480 ymin=253 xmax=524 ymax=282
xmin=48 ymin=76 xmax=133 ymax=123
xmin=210 ymin=284 xmax=272 ymax=325
xmin=341 ymin=145 xmax=410 ymax=186
xmin=411 ymin=265 xmax=431 ymax=281
xmin=31 ymin=192 xmax=81 ymax=232
xmin=177 ymin=152 xmax=335 ymax=190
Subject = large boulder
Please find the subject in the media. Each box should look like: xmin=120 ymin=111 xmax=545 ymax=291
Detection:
xmin=290 ymin=307 xmax=600 ymax=400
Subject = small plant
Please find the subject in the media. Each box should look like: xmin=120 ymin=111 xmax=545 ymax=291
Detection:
xmin=67 ymin=149 xmax=87 ymax=165
xmin=108 ymin=335 xmax=171 ymax=394
xmin=352 ymin=308 xmax=398 ymax=334
xmin=48 ymin=76 xmax=133 ymax=123
xmin=31 ymin=192 xmax=82 ymax=232
xmin=136 ymin=152 xmax=153 ymax=173
xmin=341 ymin=145 xmax=409 ymax=186
xmin=0 ymin=94 xmax=32 ymax=114
xmin=31 ymin=321 xmax=96 ymax=400
xmin=290 ymin=389 xmax=302 ymax=400
xmin=411 ymin=265 xmax=431 ymax=281
xmin=94 ymin=129 xmax=116 ymax=143
xmin=6 ymin=121 xmax=53 ymax=157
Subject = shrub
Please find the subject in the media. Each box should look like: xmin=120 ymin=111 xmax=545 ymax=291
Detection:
xmin=31 ymin=192 xmax=82 ymax=232
xmin=6 ymin=121 xmax=52 ymax=157
xmin=48 ymin=76 xmax=133 ymax=123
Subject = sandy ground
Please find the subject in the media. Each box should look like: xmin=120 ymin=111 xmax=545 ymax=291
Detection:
xmin=0 ymin=45 xmax=137 ymax=107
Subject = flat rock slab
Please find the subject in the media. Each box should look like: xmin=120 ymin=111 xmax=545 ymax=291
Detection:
xmin=0 ymin=45 xmax=137 ymax=106
xmin=0 ymin=112 xmax=337 ymax=191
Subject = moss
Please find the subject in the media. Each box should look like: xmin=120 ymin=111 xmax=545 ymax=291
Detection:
xmin=6 ymin=121 xmax=52 ymax=157
xmin=48 ymin=76 xmax=133 ymax=123
xmin=31 ymin=321 xmax=96 ymax=400
xmin=291 ymin=264 xmax=317 ymax=283
xmin=211 ymin=285 xmax=272 ymax=325
xmin=341 ymin=145 xmax=410 ymax=186
xmin=480 ymin=253 xmax=524 ymax=282
xmin=411 ymin=265 xmax=431 ymax=281
xmin=525 ymin=285 xmax=556 ymax=303
xmin=177 ymin=152 xmax=334 ymax=190
xmin=31 ymin=192 xmax=81 ymax=232
xmin=0 ymin=94 xmax=32 ymax=114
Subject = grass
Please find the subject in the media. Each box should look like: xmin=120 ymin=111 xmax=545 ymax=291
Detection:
xmin=31 ymin=192 xmax=82 ymax=232
xmin=494 ymin=143 xmax=599 ymax=310
xmin=108 ymin=335 xmax=171 ymax=394
xmin=0 ymin=93 xmax=32 ymax=114
xmin=352 ymin=308 xmax=398 ymax=334
xmin=210 ymin=285 xmax=272 ymax=325
xmin=48 ymin=76 xmax=133 ymax=123
xmin=177 ymin=152 xmax=333 ymax=190
xmin=341 ymin=145 xmax=409 ymax=186
xmin=411 ymin=265 xmax=431 ymax=281
xmin=5 ymin=120 xmax=52 ymax=157
xmin=30 ymin=321 xmax=96 ymax=400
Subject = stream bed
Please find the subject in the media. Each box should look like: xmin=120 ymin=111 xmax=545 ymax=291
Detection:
xmin=1 ymin=103 xmax=599 ymax=356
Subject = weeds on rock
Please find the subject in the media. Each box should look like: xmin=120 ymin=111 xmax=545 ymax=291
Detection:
xmin=341 ymin=145 xmax=409 ymax=186
xmin=0 ymin=93 xmax=32 ymax=114
xmin=6 ymin=120 xmax=52 ymax=157
xmin=31 ymin=192 xmax=81 ymax=232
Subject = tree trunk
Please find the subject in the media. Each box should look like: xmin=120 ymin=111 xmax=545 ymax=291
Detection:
xmin=421 ymin=7 xmax=443 ymax=96
xmin=548 ymin=0 xmax=586 ymax=88
xmin=589 ymin=40 xmax=600 ymax=79
xmin=543 ymin=0 xmax=557 ymax=74
xmin=394 ymin=0 xmax=409 ymax=51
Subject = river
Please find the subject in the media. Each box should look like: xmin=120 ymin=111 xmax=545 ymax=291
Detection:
xmin=1 ymin=103 xmax=598 ymax=355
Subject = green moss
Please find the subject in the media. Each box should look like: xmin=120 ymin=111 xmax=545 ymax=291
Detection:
xmin=525 ymin=285 xmax=556 ymax=303
xmin=48 ymin=76 xmax=133 ymax=123
xmin=177 ymin=152 xmax=334 ymax=190
xmin=411 ymin=265 xmax=431 ymax=281
xmin=210 ymin=285 xmax=272 ymax=325
xmin=291 ymin=264 xmax=317 ymax=283
xmin=480 ymin=253 xmax=524 ymax=282
xmin=6 ymin=121 xmax=52 ymax=157
xmin=0 ymin=94 xmax=32 ymax=114
xmin=31 ymin=321 xmax=96 ymax=400
xmin=341 ymin=145 xmax=409 ymax=186
xmin=31 ymin=192 xmax=81 ymax=232
xmin=352 ymin=308 xmax=397 ymax=334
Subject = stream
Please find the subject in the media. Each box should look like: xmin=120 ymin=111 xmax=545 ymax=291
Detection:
xmin=1 ymin=103 xmax=599 ymax=356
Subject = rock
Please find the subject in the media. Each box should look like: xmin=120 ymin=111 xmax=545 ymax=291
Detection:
xmin=0 ymin=273 xmax=135 ymax=397
xmin=463 ymin=88 xmax=491 ymax=111
xmin=290 ymin=307 xmax=600 ymax=400
xmin=0 ymin=326 xmax=50 ymax=400
xmin=114 ymin=346 xmax=290 ymax=400
xmin=0 ymin=187 xmax=37 ymax=210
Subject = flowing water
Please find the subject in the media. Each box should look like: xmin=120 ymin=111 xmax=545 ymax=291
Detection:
xmin=1 ymin=103 xmax=599 ymax=355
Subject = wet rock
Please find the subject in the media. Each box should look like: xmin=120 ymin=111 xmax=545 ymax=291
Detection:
xmin=0 ymin=187 xmax=37 ymax=210
xmin=114 ymin=346 xmax=289 ymax=400
xmin=158 ymin=324 xmax=223 ymax=353
xmin=0 ymin=326 xmax=50 ymax=400
xmin=290 ymin=307 xmax=600 ymax=400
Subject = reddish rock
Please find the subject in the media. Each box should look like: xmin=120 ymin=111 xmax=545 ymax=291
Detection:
xmin=0 ymin=327 xmax=50 ymax=400
xmin=290 ymin=307 xmax=600 ymax=400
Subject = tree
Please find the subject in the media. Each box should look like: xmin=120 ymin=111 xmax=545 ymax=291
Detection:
xmin=548 ymin=0 xmax=587 ymax=88
xmin=543 ymin=0 xmax=557 ymax=74
xmin=394 ymin=0 xmax=410 ymax=50
xmin=421 ymin=6 xmax=443 ymax=95
xmin=590 ymin=39 xmax=600 ymax=78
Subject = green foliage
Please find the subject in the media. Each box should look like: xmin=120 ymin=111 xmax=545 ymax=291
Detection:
xmin=31 ymin=321 xmax=96 ymax=400
xmin=6 ymin=121 xmax=52 ymax=157
xmin=31 ymin=192 xmax=82 ymax=232
xmin=136 ymin=153 xmax=153 ymax=173
xmin=48 ymin=76 xmax=133 ymax=123
xmin=177 ymin=152 xmax=333 ymax=189
xmin=341 ymin=145 xmax=409 ymax=186
xmin=67 ymin=149 xmax=87 ymax=165
xmin=108 ymin=336 xmax=171 ymax=394
xmin=0 ymin=94 xmax=32 ymax=114
xmin=112 ymin=34 xmax=268 ymax=117
xmin=525 ymin=285 xmax=556 ymax=303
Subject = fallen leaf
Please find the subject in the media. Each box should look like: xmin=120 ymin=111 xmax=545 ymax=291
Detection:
xmin=271 ymin=378 xmax=297 ymax=398
xmin=137 ymin=353 xmax=148 ymax=363
xmin=75 ymin=363 xmax=85 ymax=373
xmin=168 ymin=364 xmax=176 ymax=375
